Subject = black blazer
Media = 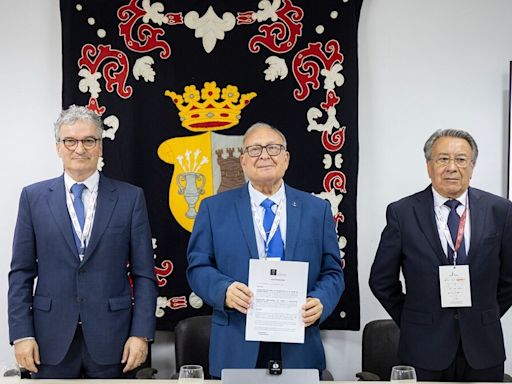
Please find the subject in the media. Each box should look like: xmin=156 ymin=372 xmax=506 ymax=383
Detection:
xmin=369 ymin=186 xmax=512 ymax=370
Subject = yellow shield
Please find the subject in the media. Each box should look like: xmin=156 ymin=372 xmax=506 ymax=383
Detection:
xmin=158 ymin=131 xmax=245 ymax=232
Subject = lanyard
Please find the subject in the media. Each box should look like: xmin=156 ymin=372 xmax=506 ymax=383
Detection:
xmin=65 ymin=186 xmax=98 ymax=257
xmin=251 ymin=198 xmax=284 ymax=258
xmin=437 ymin=196 xmax=468 ymax=266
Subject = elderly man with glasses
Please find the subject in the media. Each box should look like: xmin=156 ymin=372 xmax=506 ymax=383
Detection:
xmin=8 ymin=105 xmax=157 ymax=379
xmin=187 ymin=122 xmax=344 ymax=379
xmin=370 ymin=129 xmax=512 ymax=382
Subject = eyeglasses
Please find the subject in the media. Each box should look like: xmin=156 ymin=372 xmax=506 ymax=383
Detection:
xmin=58 ymin=138 xmax=101 ymax=150
xmin=244 ymin=144 xmax=286 ymax=157
xmin=432 ymin=155 xmax=472 ymax=168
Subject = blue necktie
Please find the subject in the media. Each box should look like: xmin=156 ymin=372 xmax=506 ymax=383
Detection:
xmin=261 ymin=198 xmax=284 ymax=259
xmin=71 ymin=183 xmax=86 ymax=252
xmin=444 ymin=199 xmax=466 ymax=264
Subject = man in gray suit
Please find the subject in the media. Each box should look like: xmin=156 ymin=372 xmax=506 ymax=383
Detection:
xmin=8 ymin=105 xmax=157 ymax=378
xmin=370 ymin=129 xmax=512 ymax=382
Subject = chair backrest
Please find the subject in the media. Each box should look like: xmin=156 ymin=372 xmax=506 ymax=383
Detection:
xmin=174 ymin=315 xmax=212 ymax=379
xmin=361 ymin=319 xmax=400 ymax=381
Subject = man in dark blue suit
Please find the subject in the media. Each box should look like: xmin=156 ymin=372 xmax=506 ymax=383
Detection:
xmin=187 ymin=122 xmax=344 ymax=378
xmin=8 ymin=105 xmax=157 ymax=378
xmin=370 ymin=129 xmax=512 ymax=382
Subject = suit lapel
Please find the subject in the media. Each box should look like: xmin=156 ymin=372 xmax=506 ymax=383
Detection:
xmin=47 ymin=176 xmax=79 ymax=260
xmin=82 ymin=175 xmax=118 ymax=263
xmin=236 ymin=184 xmax=259 ymax=259
xmin=467 ymin=187 xmax=484 ymax=262
xmin=284 ymin=185 xmax=301 ymax=261
xmin=413 ymin=186 xmax=449 ymax=265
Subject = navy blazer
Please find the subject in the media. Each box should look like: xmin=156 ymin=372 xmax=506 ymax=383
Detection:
xmin=369 ymin=186 xmax=512 ymax=370
xmin=8 ymin=174 xmax=157 ymax=365
xmin=187 ymin=183 xmax=344 ymax=377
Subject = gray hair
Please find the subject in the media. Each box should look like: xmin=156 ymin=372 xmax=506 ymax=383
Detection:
xmin=54 ymin=105 xmax=103 ymax=141
xmin=423 ymin=129 xmax=478 ymax=163
xmin=242 ymin=122 xmax=287 ymax=149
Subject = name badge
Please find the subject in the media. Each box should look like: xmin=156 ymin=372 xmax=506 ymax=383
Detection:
xmin=439 ymin=265 xmax=472 ymax=308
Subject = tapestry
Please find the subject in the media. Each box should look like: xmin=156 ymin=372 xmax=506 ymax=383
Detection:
xmin=60 ymin=0 xmax=362 ymax=331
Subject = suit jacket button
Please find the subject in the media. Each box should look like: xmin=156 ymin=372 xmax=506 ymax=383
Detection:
xmin=454 ymin=314 xmax=459 ymax=320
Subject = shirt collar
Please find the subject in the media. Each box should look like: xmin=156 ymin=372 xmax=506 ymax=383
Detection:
xmin=64 ymin=171 xmax=100 ymax=193
xmin=248 ymin=181 xmax=286 ymax=207
xmin=431 ymin=186 xmax=468 ymax=209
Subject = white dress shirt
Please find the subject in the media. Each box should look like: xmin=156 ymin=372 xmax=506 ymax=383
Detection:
xmin=248 ymin=182 xmax=287 ymax=259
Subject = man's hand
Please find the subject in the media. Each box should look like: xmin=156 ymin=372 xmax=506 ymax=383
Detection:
xmin=121 ymin=336 xmax=148 ymax=373
xmin=14 ymin=339 xmax=40 ymax=373
xmin=302 ymin=297 xmax=323 ymax=327
xmin=225 ymin=282 xmax=253 ymax=314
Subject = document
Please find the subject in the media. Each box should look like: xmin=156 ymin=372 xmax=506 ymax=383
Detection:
xmin=245 ymin=259 xmax=308 ymax=343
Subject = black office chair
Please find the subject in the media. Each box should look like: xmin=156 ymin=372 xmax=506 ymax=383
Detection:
xmin=174 ymin=315 xmax=212 ymax=379
xmin=355 ymin=319 xmax=512 ymax=382
xmin=356 ymin=319 xmax=400 ymax=381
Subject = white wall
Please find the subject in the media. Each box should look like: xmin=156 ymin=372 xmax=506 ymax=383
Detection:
xmin=0 ymin=0 xmax=63 ymax=368
xmin=2 ymin=0 xmax=512 ymax=380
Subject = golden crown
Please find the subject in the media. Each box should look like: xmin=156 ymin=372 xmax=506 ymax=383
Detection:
xmin=165 ymin=81 xmax=257 ymax=132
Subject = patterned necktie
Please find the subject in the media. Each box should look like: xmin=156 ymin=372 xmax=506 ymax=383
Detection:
xmin=261 ymin=198 xmax=284 ymax=259
xmin=444 ymin=199 xmax=466 ymax=264
xmin=71 ymin=183 xmax=86 ymax=251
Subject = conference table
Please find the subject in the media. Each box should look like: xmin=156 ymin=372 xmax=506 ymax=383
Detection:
xmin=0 ymin=380 xmax=479 ymax=384
xmin=0 ymin=379 xmax=386 ymax=384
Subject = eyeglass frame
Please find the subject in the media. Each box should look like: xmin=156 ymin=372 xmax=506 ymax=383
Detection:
xmin=58 ymin=137 xmax=102 ymax=150
xmin=243 ymin=144 xmax=286 ymax=157
xmin=430 ymin=155 xmax=473 ymax=168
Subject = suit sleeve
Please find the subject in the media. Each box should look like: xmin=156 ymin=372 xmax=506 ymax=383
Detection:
xmin=307 ymin=200 xmax=345 ymax=324
xmin=8 ymin=188 xmax=38 ymax=343
xmin=498 ymin=201 xmax=512 ymax=316
xmin=128 ymin=188 xmax=157 ymax=339
xmin=187 ymin=200 xmax=235 ymax=311
xmin=369 ymin=203 xmax=406 ymax=325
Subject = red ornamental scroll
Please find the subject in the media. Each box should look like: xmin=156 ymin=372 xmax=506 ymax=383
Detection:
xmin=292 ymin=40 xmax=344 ymax=101
xmin=78 ymin=44 xmax=133 ymax=99
xmin=117 ymin=0 xmax=172 ymax=59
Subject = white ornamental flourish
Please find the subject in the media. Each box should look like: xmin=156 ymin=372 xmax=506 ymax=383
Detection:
xmin=321 ymin=63 xmax=344 ymax=90
xmin=133 ymin=56 xmax=156 ymax=82
xmin=184 ymin=6 xmax=236 ymax=53
xmin=96 ymin=115 xmax=120 ymax=171
xmin=306 ymin=106 xmax=340 ymax=135
xmin=97 ymin=157 xmax=105 ymax=172
xmin=103 ymin=115 xmax=119 ymax=141
xmin=78 ymin=68 xmax=102 ymax=98
xmin=156 ymin=296 xmax=168 ymax=318
xmin=252 ymin=0 xmax=281 ymax=22
xmin=264 ymin=56 xmax=288 ymax=81
xmin=141 ymin=0 xmax=167 ymax=25
xmin=323 ymin=153 xmax=343 ymax=169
